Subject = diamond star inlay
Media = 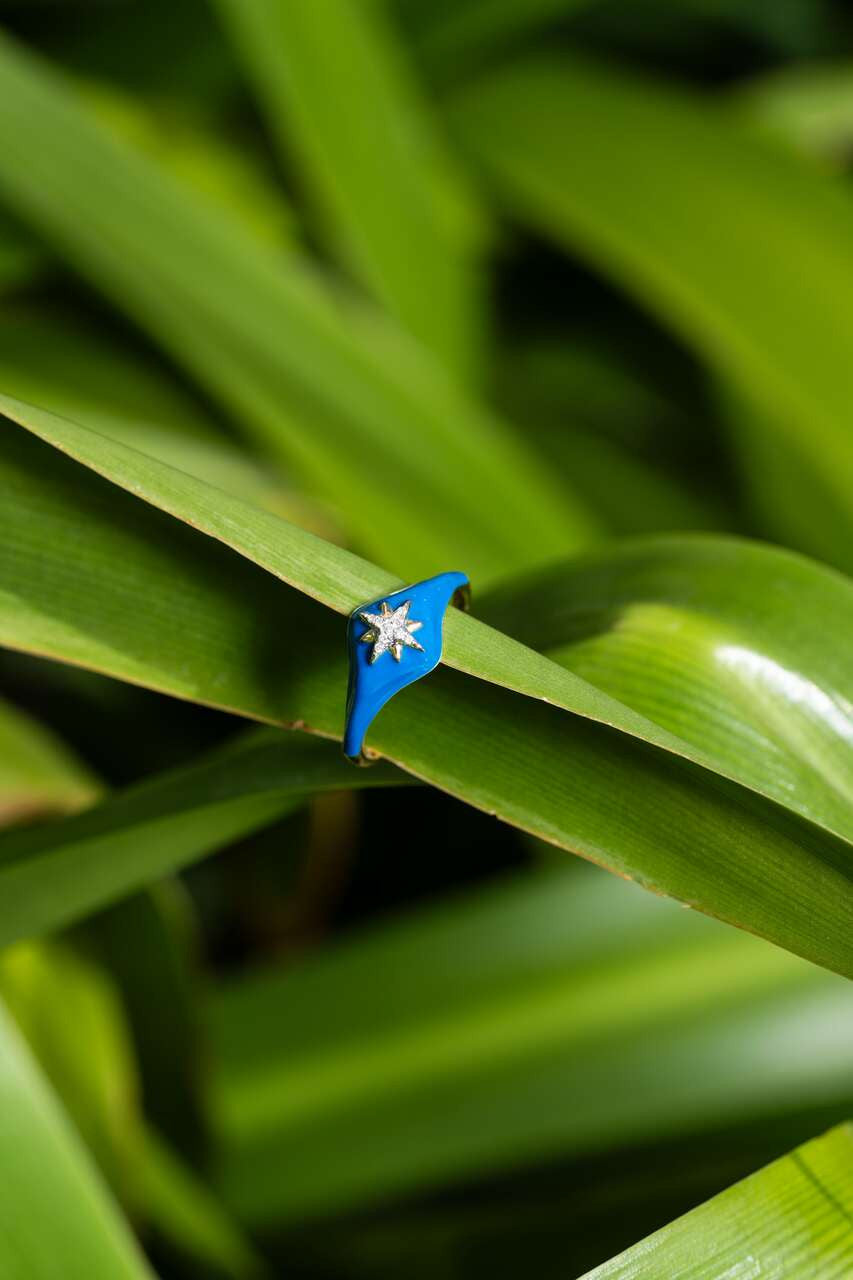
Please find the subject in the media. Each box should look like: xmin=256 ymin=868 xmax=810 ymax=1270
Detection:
xmin=359 ymin=599 xmax=425 ymax=664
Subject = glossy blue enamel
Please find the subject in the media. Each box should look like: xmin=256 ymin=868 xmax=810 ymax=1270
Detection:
xmin=344 ymin=571 xmax=469 ymax=761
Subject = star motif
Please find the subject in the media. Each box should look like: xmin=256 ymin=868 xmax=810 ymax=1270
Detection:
xmin=359 ymin=599 xmax=425 ymax=664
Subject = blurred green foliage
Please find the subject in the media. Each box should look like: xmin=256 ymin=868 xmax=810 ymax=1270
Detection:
xmin=0 ymin=1 xmax=851 ymax=1277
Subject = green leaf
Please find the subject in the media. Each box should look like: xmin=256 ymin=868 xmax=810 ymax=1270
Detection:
xmin=0 ymin=939 xmax=142 ymax=1203
xmin=0 ymin=694 xmax=100 ymax=825
xmin=0 ymin=393 xmax=709 ymax=762
xmin=11 ymin=389 xmax=853 ymax=841
xmin=478 ymin=536 xmax=853 ymax=844
xmin=0 ymin=725 xmax=402 ymax=947
xmin=1 ymin=936 xmax=264 ymax=1279
xmin=449 ymin=56 xmax=853 ymax=573
xmin=0 ymin=29 xmax=595 ymax=583
xmin=208 ymin=864 xmax=853 ymax=1225
xmin=1 ymin=409 xmax=852 ymax=977
xmin=0 ymin=308 xmax=329 ymax=526
xmin=214 ymin=0 xmax=486 ymax=378
xmin=579 ymin=1122 xmax=853 ymax=1278
xmin=4 ymin=391 xmax=832 ymax=822
xmin=0 ymin=995 xmax=154 ymax=1278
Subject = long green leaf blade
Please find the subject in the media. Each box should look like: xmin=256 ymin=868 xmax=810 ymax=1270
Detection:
xmin=214 ymin=0 xmax=486 ymax=378
xmin=579 ymin=1122 xmax=853 ymax=1279
xmin=6 ymin=392 xmax=853 ymax=850
xmin=450 ymin=57 xmax=853 ymax=572
xmin=0 ymin=30 xmax=594 ymax=583
xmin=1 ymin=416 xmax=851 ymax=976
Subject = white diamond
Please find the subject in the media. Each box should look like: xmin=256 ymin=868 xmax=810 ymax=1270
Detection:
xmin=359 ymin=600 xmax=425 ymax=664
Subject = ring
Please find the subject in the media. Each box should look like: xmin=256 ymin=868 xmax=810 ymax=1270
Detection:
xmin=343 ymin=571 xmax=471 ymax=764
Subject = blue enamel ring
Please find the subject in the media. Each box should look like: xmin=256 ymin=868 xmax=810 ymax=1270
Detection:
xmin=343 ymin=571 xmax=471 ymax=763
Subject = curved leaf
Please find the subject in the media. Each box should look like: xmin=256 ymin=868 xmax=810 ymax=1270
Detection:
xmin=1 ymin=413 xmax=851 ymax=976
xmin=479 ymin=537 xmax=853 ymax=842
xmin=449 ymin=56 xmax=853 ymax=572
xmin=0 ymin=30 xmax=594 ymax=583
xmin=209 ymin=865 xmax=853 ymax=1224
xmin=581 ymin=1122 xmax=853 ymax=1279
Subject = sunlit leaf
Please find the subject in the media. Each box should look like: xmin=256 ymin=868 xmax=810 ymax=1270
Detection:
xmin=479 ymin=536 xmax=853 ymax=843
xmin=579 ymin=1122 xmax=853 ymax=1279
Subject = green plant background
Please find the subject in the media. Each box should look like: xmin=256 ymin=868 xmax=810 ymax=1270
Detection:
xmin=0 ymin=1 xmax=851 ymax=1276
